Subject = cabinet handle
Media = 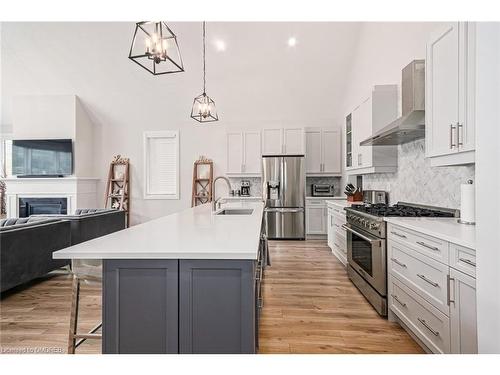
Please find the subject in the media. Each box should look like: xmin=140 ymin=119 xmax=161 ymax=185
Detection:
xmin=391 ymin=257 xmax=407 ymax=268
xmin=450 ymin=124 xmax=456 ymax=149
xmin=457 ymin=122 xmax=463 ymax=147
xmin=242 ymin=164 xmax=245 ymax=173
xmin=391 ymin=294 xmax=407 ymax=308
xmin=458 ymin=257 xmax=476 ymax=267
xmin=447 ymin=274 xmax=455 ymax=305
xmin=416 ymin=241 xmax=439 ymax=251
xmin=417 ymin=274 xmax=439 ymax=288
xmin=417 ymin=318 xmax=440 ymax=337
xmin=390 ymin=231 xmax=407 ymax=239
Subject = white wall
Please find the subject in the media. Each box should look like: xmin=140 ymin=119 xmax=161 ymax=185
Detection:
xmin=339 ymin=22 xmax=445 ymax=116
xmin=1 ymin=22 xmax=360 ymax=224
xmin=12 ymin=95 xmax=76 ymax=139
xmin=475 ymin=22 xmax=500 ymax=354
xmin=338 ymin=22 xmax=446 ymax=189
xmin=336 ymin=22 xmax=477 ymax=210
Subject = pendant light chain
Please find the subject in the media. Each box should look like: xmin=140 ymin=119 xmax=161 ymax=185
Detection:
xmin=203 ymin=21 xmax=206 ymax=94
xmin=190 ymin=20 xmax=218 ymax=122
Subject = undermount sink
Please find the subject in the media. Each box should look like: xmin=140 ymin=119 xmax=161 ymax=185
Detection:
xmin=215 ymin=208 xmax=254 ymax=216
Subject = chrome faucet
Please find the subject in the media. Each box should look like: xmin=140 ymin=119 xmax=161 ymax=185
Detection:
xmin=212 ymin=176 xmax=232 ymax=212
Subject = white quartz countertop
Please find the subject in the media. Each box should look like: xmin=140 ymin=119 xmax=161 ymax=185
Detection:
xmin=306 ymin=196 xmax=345 ymax=200
xmin=53 ymin=201 xmax=264 ymax=260
xmin=223 ymin=196 xmax=263 ymax=201
xmin=384 ymin=217 xmax=476 ymax=250
xmin=326 ymin=199 xmax=364 ymax=209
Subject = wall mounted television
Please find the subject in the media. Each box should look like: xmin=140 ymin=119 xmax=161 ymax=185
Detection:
xmin=12 ymin=139 xmax=73 ymax=177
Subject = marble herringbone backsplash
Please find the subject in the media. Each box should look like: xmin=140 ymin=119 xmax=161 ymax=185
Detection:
xmin=362 ymin=139 xmax=475 ymax=209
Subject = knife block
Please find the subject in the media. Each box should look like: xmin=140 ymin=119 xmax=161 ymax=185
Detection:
xmin=347 ymin=192 xmax=363 ymax=202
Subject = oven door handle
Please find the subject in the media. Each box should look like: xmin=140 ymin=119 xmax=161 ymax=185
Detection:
xmin=342 ymin=224 xmax=381 ymax=245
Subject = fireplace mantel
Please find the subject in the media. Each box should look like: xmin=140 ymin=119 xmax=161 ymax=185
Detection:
xmin=1 ymin=177 xmax=99 ymax=218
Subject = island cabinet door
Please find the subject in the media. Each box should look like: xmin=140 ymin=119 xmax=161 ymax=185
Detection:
xmin=102 ymin=259 xmax=179 ymax=354
xmin=179 ymin=259 xmax=256 ymax=354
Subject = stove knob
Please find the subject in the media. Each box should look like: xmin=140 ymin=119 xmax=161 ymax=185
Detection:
xmin=370 ymin=223 xmax=379 ymax=230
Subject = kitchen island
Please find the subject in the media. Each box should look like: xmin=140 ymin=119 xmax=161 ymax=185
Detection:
xmin=53 ymin=201 xmax=265 ymax=354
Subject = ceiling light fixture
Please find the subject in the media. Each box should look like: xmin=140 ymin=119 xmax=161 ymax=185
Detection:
xmin=128 ymin=21 xmax=184 ymax=75
xmin=214 ymin=39 xmax=226 ymax=52
xmin=190 ymin=22 xmax=219 ymax=123
xmin=288 ymin=37 xmax=297 ymax=47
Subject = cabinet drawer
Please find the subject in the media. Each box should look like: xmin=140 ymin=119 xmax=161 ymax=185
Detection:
xmin=334 ymin=231 xmax=346 ymax=253
xmin=389 ymin=241 xmax=449 ymax=314
xmin=332 ymin=218 xmax=345 ymax=232
xmin=388 ymin=223 xmax=449 ymax=263
xmin=449 ymin=244 xmax=476 ymax=278
xmin=333 ymin=211 xmax=346 ymax=223
xmin=334 ymin=226 xmax=346 ymax=241
xmin=390 ymin=277 xmax=450 ymax=354
xmin=307 ymin=199 xmax=326 ymax=206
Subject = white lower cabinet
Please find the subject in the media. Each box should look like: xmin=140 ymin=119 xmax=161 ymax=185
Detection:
xmin=326 ymin=202 xmax=347 ymax=266
xmin=387 ymin=223 xmax=477 ymax=354
xmin=390 ymin=277 xmax=451 ymax=354
xmin=306 ymin=200 xmax=327 ymax=236
xmin=450 ymin=268 xmax=477 ymax=354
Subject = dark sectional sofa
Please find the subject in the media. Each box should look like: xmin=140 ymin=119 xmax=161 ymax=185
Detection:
xmin=33 ymin=208 xmax=126 ymax=246
xmin=0 ymin=217 xmax=71 ymax=292
xmin=0 ymin=209 xmax=126 ymax=293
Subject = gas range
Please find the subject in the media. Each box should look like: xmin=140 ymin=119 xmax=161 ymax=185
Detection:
xmin=343 ymin=200 xmax=458 ymax=317
xmin=345 ymin=202 xmax=458 ymax=238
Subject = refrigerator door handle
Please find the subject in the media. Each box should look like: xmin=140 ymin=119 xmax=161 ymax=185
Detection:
xmin=265 ymin=207 xmax=304 ymax=213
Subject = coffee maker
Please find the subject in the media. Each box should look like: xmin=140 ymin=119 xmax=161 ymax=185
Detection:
xmin=240 ymin=180 xmax=250 ymax=196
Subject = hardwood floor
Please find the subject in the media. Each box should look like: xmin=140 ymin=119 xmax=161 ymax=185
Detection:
xmin=0 ymin=240 xmax=423 ymax=354
xmin=258 ymin=240 xmax=424 ymax=354
xmin=0 ymin=272 xmax=101 ymax=354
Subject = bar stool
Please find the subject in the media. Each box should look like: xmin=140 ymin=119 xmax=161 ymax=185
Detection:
xmin=67 ymin=259 xmax=102 ymax=354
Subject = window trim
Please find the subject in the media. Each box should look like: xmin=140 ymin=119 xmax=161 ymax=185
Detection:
xmin=143 ymin=130 xmax=180 ymax=200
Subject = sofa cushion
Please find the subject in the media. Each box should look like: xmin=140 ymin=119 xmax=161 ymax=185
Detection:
xmin=0 ymin=217 xmax=62 ymax=231
xmin=74 ymin=208 xmax=116 ymax=215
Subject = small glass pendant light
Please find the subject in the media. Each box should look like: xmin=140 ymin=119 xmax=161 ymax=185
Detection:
xmin=191 ymin=22 xmax=219 ymax=123
xmin=129 ymin=21 xmax=184 ymax=75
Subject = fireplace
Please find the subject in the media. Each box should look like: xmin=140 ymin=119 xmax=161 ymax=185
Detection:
xmin=18 ymin=197 xmax=68 ymax=217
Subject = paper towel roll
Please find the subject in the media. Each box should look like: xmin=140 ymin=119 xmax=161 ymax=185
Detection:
xmin=460 ymin=180 xmax=475 ymax=224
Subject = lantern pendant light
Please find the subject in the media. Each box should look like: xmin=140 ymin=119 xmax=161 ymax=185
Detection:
xmin=129 ymin=21 xmax=184 ymax=75
xmin=190 ymin=22 xmax=219 ymax=123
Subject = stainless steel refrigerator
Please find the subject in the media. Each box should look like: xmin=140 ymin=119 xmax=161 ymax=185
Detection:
xmin=262 ymin=155 xmax=305 ymax=240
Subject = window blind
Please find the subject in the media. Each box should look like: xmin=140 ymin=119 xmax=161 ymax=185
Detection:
xmin=143 ymin=131 xmax=179 ymax=199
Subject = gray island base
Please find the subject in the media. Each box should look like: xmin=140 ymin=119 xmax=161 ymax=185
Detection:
xmin=103 ymin=258 xmax=256 ymax=354
xmin=52 ymin=201 xmax=266 ymax=354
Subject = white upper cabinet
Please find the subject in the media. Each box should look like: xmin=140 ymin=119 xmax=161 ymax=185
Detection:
xmin=262 ymin=127 xmax=304 ymax=155
xmin=345 ymin=85 xmax=398 ymax=175
xmin=305 ymin=129 xmax=322 ymax=173
xmin=426 ymin=22 xmax=476 ymax=166
xmin=226 ymin=130 xmax=261 ymax=176
xmin=283 ymin=128 xmax=305 ymax=154
xmin=243 ymin=131 xmax=261 ymax=174
xmin=226 ymin=132 xmax=244 ymax=174
xmin=305 ymin=128 xmax=341 ymax=175
xmin=322 ymin=129 xmax=341 ymax=174
xmin=261 ymin=128 xmax=282 ymax=155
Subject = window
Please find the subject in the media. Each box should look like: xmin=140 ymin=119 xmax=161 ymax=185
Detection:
xmin=143 ymin=131 xmax=179 ymax=200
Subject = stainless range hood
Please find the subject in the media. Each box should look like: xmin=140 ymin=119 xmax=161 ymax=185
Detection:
xmin=361 ymin=60 xmax=425 ymax=146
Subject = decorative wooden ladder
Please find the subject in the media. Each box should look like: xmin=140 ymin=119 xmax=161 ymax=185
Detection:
xmin=104 ymin=155 xmax=130 ymax=227
xmin=191 ymin=157 xmax=214 ymax=207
